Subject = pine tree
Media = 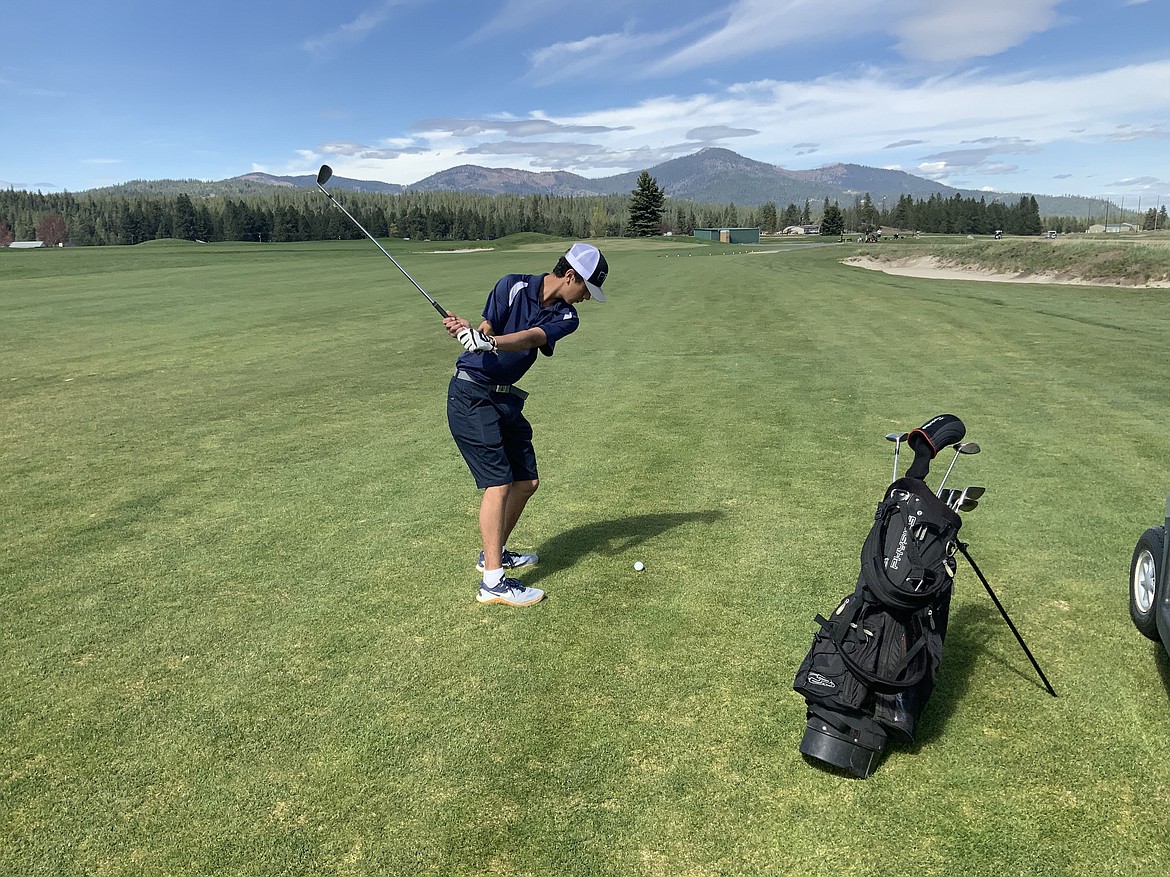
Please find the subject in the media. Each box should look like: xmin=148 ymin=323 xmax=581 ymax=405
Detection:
xmin=628 ymin=171 xmax=666 ymax=237
xmin=758 ymin=201 xmax=778 ymax=233
xmin=820 ymin=201 xmax=844 ymax=236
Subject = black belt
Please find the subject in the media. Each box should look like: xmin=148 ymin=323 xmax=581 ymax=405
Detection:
xmin=453 ymin=369 xmax=528 ymax=400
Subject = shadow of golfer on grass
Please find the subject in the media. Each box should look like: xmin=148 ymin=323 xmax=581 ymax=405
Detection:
xmin=911 ymin=602 xmax=996 ymax=747
xmin=519 ymin=510 xmax=725 ymax=587
xmin=1155 ymin=646 xmax=1170 ymax=700
xmin=914 ymin=599 xmax=1057 ymax=748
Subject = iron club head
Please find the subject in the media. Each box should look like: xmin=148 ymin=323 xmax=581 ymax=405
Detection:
xmin=317 ymin=164 xmax=334 ymax=186
xmin=949 ymin=484 xmax=986 ymax=512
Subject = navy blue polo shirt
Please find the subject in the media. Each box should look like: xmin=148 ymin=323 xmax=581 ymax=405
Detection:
xmin=455 ymin=273 xmax=580 ymax=386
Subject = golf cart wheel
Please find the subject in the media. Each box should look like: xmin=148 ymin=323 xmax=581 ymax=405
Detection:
xmin=1129 ymin=527 xmax=1165 ymax=640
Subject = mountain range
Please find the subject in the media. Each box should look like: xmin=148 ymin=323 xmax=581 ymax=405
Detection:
xmin=99 ymin=148 xmax=1104 ymax=217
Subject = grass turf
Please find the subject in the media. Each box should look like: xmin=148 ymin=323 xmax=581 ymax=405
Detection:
xmin=2 ymin=236 xmax=1169 ymax=876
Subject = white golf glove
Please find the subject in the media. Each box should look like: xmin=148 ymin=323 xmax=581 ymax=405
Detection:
xmin=457 ymin=327 xmax=497 ymax=353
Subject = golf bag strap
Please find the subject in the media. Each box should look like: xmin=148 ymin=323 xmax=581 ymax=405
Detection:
xmin=823 ymin=601 xmax=930 ymax=691
xmin=835 ymin=625 xmax=929 ymax=691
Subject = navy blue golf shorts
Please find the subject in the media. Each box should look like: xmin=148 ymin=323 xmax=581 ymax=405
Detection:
xmin=447 ymin=376 xmax=538 ymax=489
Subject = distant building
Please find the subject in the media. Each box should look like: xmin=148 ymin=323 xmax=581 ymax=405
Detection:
xmin=782 ymin=225 xmax=821 ymax=235
xmin=8 ymin=240 xmax=45 ymax=249
xmin=1087 ymin=223 xmax=1138 ymax=233
xmin=693 ymin=227 xmax=761 ymax=244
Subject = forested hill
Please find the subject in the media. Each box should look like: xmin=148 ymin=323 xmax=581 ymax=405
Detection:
xmin=69 ymin=148 xmax=1105 ymax=219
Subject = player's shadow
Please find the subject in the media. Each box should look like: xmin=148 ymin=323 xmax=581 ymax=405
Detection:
xmin=521 ymin=510 xmax=725 ymax=586
xmin=912 ymin=600 xmax=1057 ymax=746
xmin=1155 ymin=643 xmax=1170 ymax=699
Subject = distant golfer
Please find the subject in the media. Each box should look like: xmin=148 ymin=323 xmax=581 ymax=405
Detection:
xmin=442 ymin=243 xmax=609 ymax=607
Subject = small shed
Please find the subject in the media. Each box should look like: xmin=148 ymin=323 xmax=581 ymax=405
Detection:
xmin=693 ymin=227 xmax=761 ymax=244
xmin=8 ymin=240 xmax=45 ymax=249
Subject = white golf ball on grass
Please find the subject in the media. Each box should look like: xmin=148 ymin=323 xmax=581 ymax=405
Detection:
xmin=633 ymin=561 xmax=645 ymax=571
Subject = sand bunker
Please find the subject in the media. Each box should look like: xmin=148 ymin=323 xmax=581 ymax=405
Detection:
xmin=844 ymin=255 xmax=1170 ymax=288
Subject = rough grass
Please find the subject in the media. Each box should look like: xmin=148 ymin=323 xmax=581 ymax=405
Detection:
xmin=2 ymin=238 xmax=1169 ymax=876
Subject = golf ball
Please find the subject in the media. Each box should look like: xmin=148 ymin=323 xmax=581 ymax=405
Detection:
xmin=634 ymin=561 xmax=645 ymax=571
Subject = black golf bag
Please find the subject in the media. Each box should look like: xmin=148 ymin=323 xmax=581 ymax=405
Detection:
xmin=793 ymin=415 xmax=966 ymax=778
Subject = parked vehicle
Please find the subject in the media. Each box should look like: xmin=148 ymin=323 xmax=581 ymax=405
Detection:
xmin=1130 ymin=494 xmax=1170 ymax=655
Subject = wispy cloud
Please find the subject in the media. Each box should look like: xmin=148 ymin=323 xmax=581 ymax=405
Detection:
xmin=301 ymin=0 xmax=410 ymax=57
xmin=0 ymin=75 xmax=67 ymax=98
xmin=413 ymin=118 xmax=632 ymax=137
xmin=1107 ymin=125 xmax=1170 ymax=142
xmin=1110 ymin=175 xmax=1165 ymax=188
xmin=526 ymin=15 xmax=718 ymax=85
xmin=459 ymin=140 xmax=686 ymax=170
xmin=685 ymin=126 xmax=758 ymax=140
xmin=316 ymin=140 xmax=427 ymax=160
xmin=643 ymin=0 xmax=1063 ymax=76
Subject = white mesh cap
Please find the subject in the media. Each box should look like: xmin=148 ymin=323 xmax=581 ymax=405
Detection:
xmin=564 ymin=242 xmax=608 ymax=302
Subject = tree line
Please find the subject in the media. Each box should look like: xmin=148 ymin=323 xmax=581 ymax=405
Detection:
xmin=0 ymin=184 xmax=1159 ymax=248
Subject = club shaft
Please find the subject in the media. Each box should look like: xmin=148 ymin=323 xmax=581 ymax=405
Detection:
xmin=938 ymin=448 xmax=961 ymax=490
xmin=317 ymin=183 xmax=448 ymax=317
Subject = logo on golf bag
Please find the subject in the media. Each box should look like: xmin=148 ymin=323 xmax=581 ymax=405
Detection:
xmin=889 ymin=519 xmax=914 ymax=571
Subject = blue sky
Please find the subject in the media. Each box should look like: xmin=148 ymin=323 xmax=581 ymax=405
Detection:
xmin=3 ymin=0 xmax=1167 ymax=203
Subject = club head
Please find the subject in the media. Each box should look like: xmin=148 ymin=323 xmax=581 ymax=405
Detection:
xmin=957 ymin=442 xmax=981 ymax=455
xmin=963 ymin=486 xmax=986 ymax=501
xmin=885 ymin=432 xmax=908 ymax=443
xmin=316 ymin=164 xmax=334 ymax=186
xmin=937 ymin=488 xmax=957 ymax=507
xmin=958 ymin=497 xmax=980 ymax=512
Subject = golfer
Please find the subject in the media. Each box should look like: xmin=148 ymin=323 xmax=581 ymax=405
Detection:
xmin=442 ymin=243 xmax=609 ymax=607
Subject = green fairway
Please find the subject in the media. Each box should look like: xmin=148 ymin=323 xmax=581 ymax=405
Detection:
xmin=3 ymin=236 xmax=1168 ymax=876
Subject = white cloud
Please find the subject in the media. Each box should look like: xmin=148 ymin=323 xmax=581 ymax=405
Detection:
xmin=297 ymin=57 xmax=1170 ymax=194
xmin=892 ymin=0 xmax=1062 ymax=62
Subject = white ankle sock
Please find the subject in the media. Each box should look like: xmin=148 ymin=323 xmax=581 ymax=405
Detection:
xmin=483 ymin=568 xmax=505 ymax=587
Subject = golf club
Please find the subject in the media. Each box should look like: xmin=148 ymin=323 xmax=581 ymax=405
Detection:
xmin=949 ymin=485 xmax=986 ymax=512
xmin=937 ymin=442 xmax=981 ymax=492
xmin=885 ymin=432 xmax=908 ymax=483
xmin=315 ymin=165 xmax=448 ymax=318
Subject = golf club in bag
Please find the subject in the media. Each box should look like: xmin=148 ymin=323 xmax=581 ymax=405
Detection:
xmin=793 ymin=414 xmax=1056 ymax=778
xmin=314 ymin=165 xmax=449 ymax=318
